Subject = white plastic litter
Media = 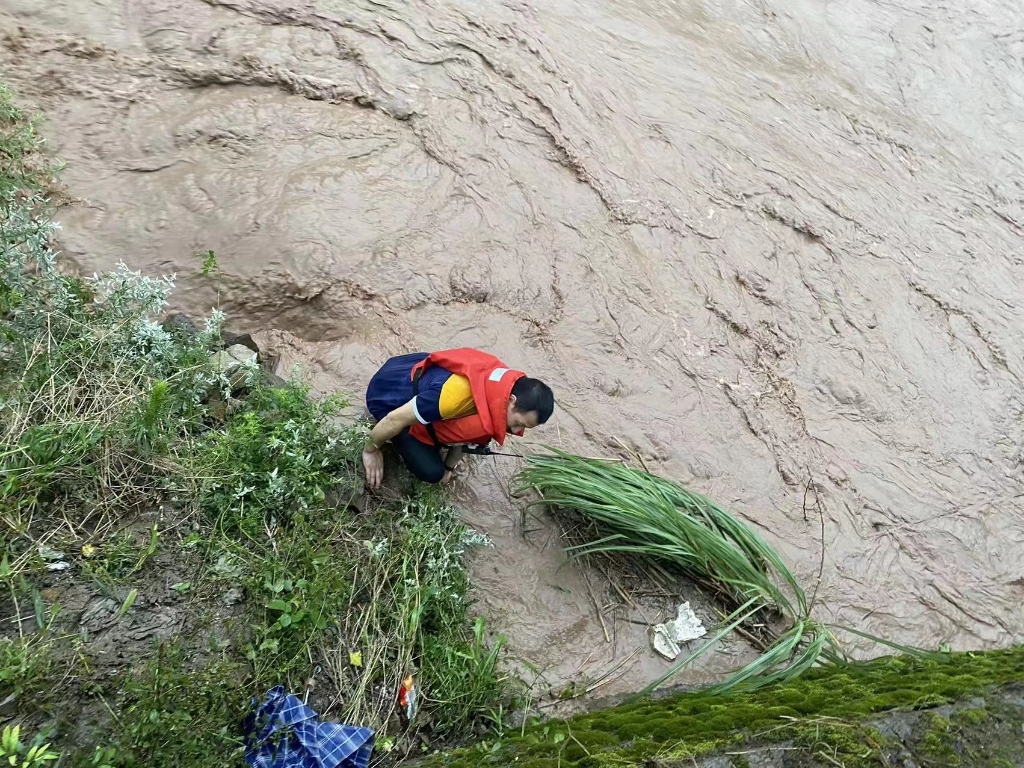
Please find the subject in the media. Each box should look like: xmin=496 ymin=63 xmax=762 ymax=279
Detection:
xmin=38 ymin=545 xmax=66 ymax=561
xmin=651 ymin=602 xmax=706 ymax=661
xmin=40 ymin=545 xmax=69 ymax=572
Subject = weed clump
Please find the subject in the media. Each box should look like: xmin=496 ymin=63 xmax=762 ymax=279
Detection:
xmin=114 ymin=643 xmax=248 ymax=768
xmin=196 ymin=382 xmax=358 ymax=534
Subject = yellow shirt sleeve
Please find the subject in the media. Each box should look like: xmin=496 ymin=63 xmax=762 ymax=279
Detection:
xmin=438 ymin=374 xmax=478 ymax=419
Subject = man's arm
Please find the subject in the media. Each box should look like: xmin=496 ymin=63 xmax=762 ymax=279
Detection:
xmin=368 ymin=401 xmax=419 ymax=448
xmin=362 ymin=401 xmax=419 ymax=490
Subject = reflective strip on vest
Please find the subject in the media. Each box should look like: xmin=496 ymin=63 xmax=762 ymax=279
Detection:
xmin=489 ymin=367 xmax=510 ymax=382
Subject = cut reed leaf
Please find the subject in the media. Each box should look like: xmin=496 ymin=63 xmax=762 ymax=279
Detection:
xmin=516 ymin=448 xmax=832 ymax=695
xmin=515 ymin=449 xmax=804 ymax=616
xmin=829 ymin=624 xmax=941 ymax=660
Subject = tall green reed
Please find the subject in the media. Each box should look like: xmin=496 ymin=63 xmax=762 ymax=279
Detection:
xmin=514 ymin=449 xmax=848 ymax=695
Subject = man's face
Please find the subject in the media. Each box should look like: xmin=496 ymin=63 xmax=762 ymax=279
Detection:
xmin=506 ymin=395 xmax=540 ymax=433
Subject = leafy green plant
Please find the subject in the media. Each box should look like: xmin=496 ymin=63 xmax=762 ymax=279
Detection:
xmin=195 ymin=383 xmax=358 ymax=536
xmin=244 ymin=562 xmax=336 ymax=668
xmin=422 ymin=616 xmax=511 ymax=735
xmin=0 ymin=84 xmax=61 ymax=205
xmin=194 ymin=250 xmax=218 ymax=278
xmin=263 ymin=576 xmax=321 ymax=634
xmin=0 ymin=725 xmax=59 ymax=767
xmin=0 ymin=635 xmax=54 ymax=704
xmin=84 ymin=747 xmax=116 ymax=768
xmin=113 ymin=642 xmax=246 ymax=767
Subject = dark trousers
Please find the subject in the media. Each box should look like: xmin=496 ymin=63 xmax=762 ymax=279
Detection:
xmin=393 ymin=428 xmax=446 ymax=484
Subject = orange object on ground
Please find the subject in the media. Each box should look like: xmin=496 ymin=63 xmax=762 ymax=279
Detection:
xmin=398 ymin=675 xmax=417 ymax=721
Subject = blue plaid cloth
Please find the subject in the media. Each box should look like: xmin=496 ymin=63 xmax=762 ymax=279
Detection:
xmin=244 ymin=686 xmax=374 ymax=768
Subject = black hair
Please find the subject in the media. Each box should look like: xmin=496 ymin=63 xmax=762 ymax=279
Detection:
xmin=511 ymin=377 xmax=554 ymax=424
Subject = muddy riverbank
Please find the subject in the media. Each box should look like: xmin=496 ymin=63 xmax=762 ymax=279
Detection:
xmin=2 ymin=0 xmax=1023 ymax=699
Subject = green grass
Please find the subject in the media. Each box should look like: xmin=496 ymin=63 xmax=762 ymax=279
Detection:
xmin=111 ymin=643 xmax=248 ymax=768
xmin=0 ymin=83 xmax=515 ymax=766
xmin=0 ymin=635 xmax=56 ymax=706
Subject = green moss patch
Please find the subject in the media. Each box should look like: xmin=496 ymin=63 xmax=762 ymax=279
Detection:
xmin=426 ymin=648 xmax=1024 ymax=768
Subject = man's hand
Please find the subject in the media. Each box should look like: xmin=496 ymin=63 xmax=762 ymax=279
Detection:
xmin=362 ymin=402 xmax=420 ymax=492
xmin=362 ymin=448 xmax=384 ymax=490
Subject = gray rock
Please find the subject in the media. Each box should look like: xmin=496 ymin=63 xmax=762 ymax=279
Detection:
xmin=209 ymin=344 xmax=258 ymax=392
xmin=80 ymin=597 xmax=119 ymax=628
xmin=266 ymin=372 xmax=289 ymax=388
xmin=221 ymin=330 xmax=260 ymax=358
xmin=0 ymin=693 xmax=17 ymax=717
xmin=162 ymin=312 xmax=197 ymax=338
xmin=694 ymin=757 xmax=732 ymax=768
xmin=222 ymin=587 xmax=244 ymax=606
xmin=260 ymin=349 xmax=282 ymax=374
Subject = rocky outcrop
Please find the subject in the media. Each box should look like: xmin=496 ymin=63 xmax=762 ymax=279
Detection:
xmin=160 ymin=314 xmax=289 ymax=394
xmin=209 ymin=343 xmax=257 ymax=392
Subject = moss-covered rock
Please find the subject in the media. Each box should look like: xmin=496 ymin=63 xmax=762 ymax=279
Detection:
xmin=424 ymin=647 xmax=1024 ymax=768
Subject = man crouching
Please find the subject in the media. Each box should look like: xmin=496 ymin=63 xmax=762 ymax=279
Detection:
xmin=362 ymin=348 xmax=554 ymax=489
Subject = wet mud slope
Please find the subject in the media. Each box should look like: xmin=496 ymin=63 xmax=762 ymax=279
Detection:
xmin=2 ymin=0 xmax=1023 ymax=696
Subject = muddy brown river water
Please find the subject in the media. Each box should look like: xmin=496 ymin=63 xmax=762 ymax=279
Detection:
xmin=2 ymin=0 xmax=1023 ymax=700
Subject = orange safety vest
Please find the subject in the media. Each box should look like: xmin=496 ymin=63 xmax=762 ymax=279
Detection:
xmin=408 ymin=348 xmax=525 ymax=447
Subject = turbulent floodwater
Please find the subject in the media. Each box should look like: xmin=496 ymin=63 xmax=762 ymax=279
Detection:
xmin=3 ymin=0 xmax=1024 ymax=697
